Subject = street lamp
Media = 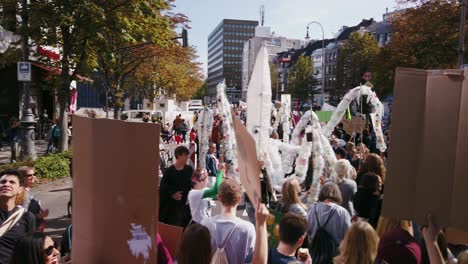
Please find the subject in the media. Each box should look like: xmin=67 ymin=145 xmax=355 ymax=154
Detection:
xmin=19 ymin=0 xmax=36 ymax=160
xmin=305 ymin=21 xmax=325 ymax=105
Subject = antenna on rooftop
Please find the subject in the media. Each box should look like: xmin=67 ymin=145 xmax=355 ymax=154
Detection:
xmin=260 ymin=5 xmax=265 ymax=26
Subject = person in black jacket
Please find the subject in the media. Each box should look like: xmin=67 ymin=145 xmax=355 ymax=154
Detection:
xmin=159 ymin=146 xmax=193 ymax=228
xmin=353 ymin=172 xmax=383 ymax=228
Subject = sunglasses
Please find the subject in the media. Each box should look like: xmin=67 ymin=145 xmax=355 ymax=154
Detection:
xmin=26 ymin=174 xmax=35 ymax=177
xmin=44 ymin=244 xmax=57 ymax=256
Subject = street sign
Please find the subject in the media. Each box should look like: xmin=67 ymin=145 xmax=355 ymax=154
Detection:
xmin=363 ymin=71 xmax=372 ymax=82
xmin=17 ymin=62 xmax=31 ymax=81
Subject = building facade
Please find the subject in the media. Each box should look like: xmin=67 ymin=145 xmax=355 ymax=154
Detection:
xmin=241 ymin=26 xmax=304 ymax=101
xmin=206 ymin=19 xmax=259 ymax=103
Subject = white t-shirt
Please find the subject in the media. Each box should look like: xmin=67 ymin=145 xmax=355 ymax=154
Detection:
xmin=188 ymin=188 xmax=211 ymax=223
xmin=201 ymin=215 xmax=256 ymax=264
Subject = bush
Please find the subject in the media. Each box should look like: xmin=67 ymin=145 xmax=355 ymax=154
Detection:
xmin=0 ymin=151 xmax=72 ymax=179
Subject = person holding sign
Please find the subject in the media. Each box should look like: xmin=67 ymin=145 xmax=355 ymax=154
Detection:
xmin=159 ymin=146 xmax=194 ymax=228
xmin=188 ymin=163 xmax=225 ymax=224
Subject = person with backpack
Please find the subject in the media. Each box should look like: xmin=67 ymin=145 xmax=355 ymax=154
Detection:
xmin=200 ymin=178 xmax=256 ymax=264
xmin=306 ymin=182 xmax=351 ymax=264
xmin=0 ymin=169 xmax=36 ymax=263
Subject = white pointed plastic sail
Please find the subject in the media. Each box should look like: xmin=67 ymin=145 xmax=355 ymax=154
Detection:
xmin=246 ymin=44 xmax=272 ymax=156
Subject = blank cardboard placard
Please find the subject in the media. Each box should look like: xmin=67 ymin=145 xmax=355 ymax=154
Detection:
xmin=382 ymin=68 xmax=468 ymax=230
xmin=157 ymin=222 xmax=183 ymax=258
xmin=450 ymin=70 xmax=468 ymax=231
xmin=72 ymin=116 xmax=160 ymax=264
xmin=382 ymin=68 xmax=428 ymax=220
xmin=232 ymin=114 xmax=262 ymax=211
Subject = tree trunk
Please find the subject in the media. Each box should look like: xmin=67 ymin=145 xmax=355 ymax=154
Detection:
xmin=113 ymin=85 xmax=123 ymax=120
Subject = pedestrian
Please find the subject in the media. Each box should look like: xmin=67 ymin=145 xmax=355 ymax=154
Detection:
xmin=333 ymin=159 xmax=357 ymax=216
xmin=0 ymin=169 xmax=36 ymax=263
xmin=11 ymin=232 xmax=61 ymax=264
xmin=18 ymin=166 xmax=49 ymax=232
xmin=280 ymin=178 xmax=307 ymax=217
xmin=333 ymin=146 xmax=347 ymax=160
xmin=177 ymin=223 xmax=212 ymax=264
xmin=210 ymin=119 xmax=221 ymax=158
xmin=205 ymin=143 xmax=219 ymax=187
xmin=8 ymin=118 xmax=21 ymax=163
xmin=159 ymin=146 xmax=193 ymax=227
xmin=345 ymin=142 xmax=361 ymax=170
xmin=334 ymin=221 xmax=380 ymax=264
xmin=45 ymin=120 xmax=55 ymax=154
xmin=307 ymin=182 xmax=351 ymax=264
xmin=179 ymin=120 xmax=188 ymax=143
xmin=200 ymin=179 xmax=256 ymax=264
xmin=268 ymin=212 xmax=312 ymax=264
xmin=356 ymin=153 xmax=386 ymax=187
xmin=353 ymin=172 xmax=383 ymax=228
xmin=375 ymin=216 xmax=413 ymax=238
xmin=188 ymin=164 xmax=224 ymax=224
xmin=173 ymin=114 xmax=182 ymax=135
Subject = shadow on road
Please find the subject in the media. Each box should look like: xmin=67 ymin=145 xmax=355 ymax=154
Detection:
xmin=45 ymin=216 xmax=71 ymax=243
xmin=49 ymin=187 xmax=72 ymax=193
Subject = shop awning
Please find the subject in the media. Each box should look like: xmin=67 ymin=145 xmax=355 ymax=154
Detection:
xmin=31 ymin=62 xmax=93 ymax=82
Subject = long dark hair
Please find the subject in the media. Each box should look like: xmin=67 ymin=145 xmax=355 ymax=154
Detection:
xmin=11 ymin=232 xmax=47 ymax=264
xmin=178 ymin=224 xmax=212 ymax=264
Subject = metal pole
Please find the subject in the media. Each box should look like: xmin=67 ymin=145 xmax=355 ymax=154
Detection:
xmin=459 ymin=0 xmax=466 ymax=68
xmin=19 ymin=0 xmax=36 ymax=160
xmin=306 ymin=21 xmax=325 ymax=104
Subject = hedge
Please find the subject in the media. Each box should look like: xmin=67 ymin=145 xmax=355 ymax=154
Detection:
xmin=0 ymin=150 xmax=72 ymax=179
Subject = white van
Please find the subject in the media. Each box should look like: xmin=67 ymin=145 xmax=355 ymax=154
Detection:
xmin=122 ymin=110 xmax=163 ymax=122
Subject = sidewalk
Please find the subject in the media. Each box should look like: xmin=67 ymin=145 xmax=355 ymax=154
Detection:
xmin=0 ymin=140 xmax=48 ymax=165
xmin=33 ymin=177 xmax=72 ymax=243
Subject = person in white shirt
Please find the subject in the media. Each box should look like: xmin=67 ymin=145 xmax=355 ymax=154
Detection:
xmin=188 ymin=164 xmax=224 ymax=224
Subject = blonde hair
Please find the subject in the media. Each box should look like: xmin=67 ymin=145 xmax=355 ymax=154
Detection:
xmin=334 ymin=221 xmax=379 ymax=264
xmin=281 ymin=178 xmax=306 ymax=210
xmin=333 ymin=159 xmax=357 ymax=183
xmin=375 ymin=216 xmax=413 ymax=237
xmin=458 ymin=250 xmax=468 ymax=264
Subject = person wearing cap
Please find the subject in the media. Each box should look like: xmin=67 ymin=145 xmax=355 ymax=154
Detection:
xmin=187 ymin=164 xmax=225 ymax=224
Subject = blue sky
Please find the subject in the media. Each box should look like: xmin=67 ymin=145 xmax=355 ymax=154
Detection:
xmin=172 ymin=0 xmax=400 ymax=76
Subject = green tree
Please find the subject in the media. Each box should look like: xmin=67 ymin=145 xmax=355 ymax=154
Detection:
xmin=270 ymin=63 xmax=279 ymax=100
xmin=27 ymin=0 xmax=182 ymax=150
xmin=336 ymin=32 xmax=379 ymax=91
xmin=192 ymin=82 xmax=208 ymax=99
xmin=374 ymin=0 xmax=468 ymax=96
xmin=287 ymin=55 xmax=316 ymax=99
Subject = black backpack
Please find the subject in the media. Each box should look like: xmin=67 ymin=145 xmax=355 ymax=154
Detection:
xmin=309 ymin=205 xmax=339 ymax=264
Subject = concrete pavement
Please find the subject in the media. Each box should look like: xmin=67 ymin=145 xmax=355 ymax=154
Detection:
xmin=33 ymin=177 xmax=72 ymax=243
xmin=0 ymin=140 xmax=48 ymax=165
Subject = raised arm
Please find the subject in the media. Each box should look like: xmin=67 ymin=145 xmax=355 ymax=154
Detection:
xmin=202 ymin=169 xmax=224 ymax=199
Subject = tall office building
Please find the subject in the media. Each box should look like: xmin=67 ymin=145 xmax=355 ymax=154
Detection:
xmin=207 ymin=19 xmax=259 ymax=103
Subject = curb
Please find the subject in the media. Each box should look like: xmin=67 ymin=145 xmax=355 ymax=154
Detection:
xmin=32 ymin=177 xmax=72 ymax=195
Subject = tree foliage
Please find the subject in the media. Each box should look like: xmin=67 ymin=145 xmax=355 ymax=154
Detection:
xmin=374 ymin=0 xmax=468 ymax=96
xmin=270 ymin=63 xmax=279 ymax=100
xmin=287 ymin=55 xmax=316 ymax=99
xmin=131 ymin=46 xmax=204 ymax=101
xmin=336 ymin=32 xmax=379 ymax=90
xmin=192 ymin=82 xmax=208 ymax=100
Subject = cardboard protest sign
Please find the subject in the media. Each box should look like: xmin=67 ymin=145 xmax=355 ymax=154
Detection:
xmin=72 ymin=116 xmax=160 ymax=263
xmin=341 ymin=116 xmax=366 ymax=135
xmin=382 ymin=68 xmax=468 ymax=231
xmin=157 ymin=222 xmax=184 ymax=258
xmin=232 ymin=114 xmax=262 ymax=211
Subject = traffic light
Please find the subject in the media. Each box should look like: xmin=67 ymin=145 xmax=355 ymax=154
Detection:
xmin=182 ymin=29 xmax=188 ymax=48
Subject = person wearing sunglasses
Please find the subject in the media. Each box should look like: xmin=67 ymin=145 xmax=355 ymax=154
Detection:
xmin=12 ymin=232 xmax=61 ymax=264
xmin=18 ymin=166 xmax=49 ymax=232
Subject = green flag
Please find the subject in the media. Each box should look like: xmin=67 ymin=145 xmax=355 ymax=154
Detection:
xmin=346 ymin=106 xmax=352 ymax=120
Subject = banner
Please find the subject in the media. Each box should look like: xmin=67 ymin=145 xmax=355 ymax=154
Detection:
xmin=232 ymin=113 xmax=262 ymax=211
xmin=382 ymin=68 xmax=468 ymax=231
xmin=72 ymin=116 xmax=160 ymax=263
